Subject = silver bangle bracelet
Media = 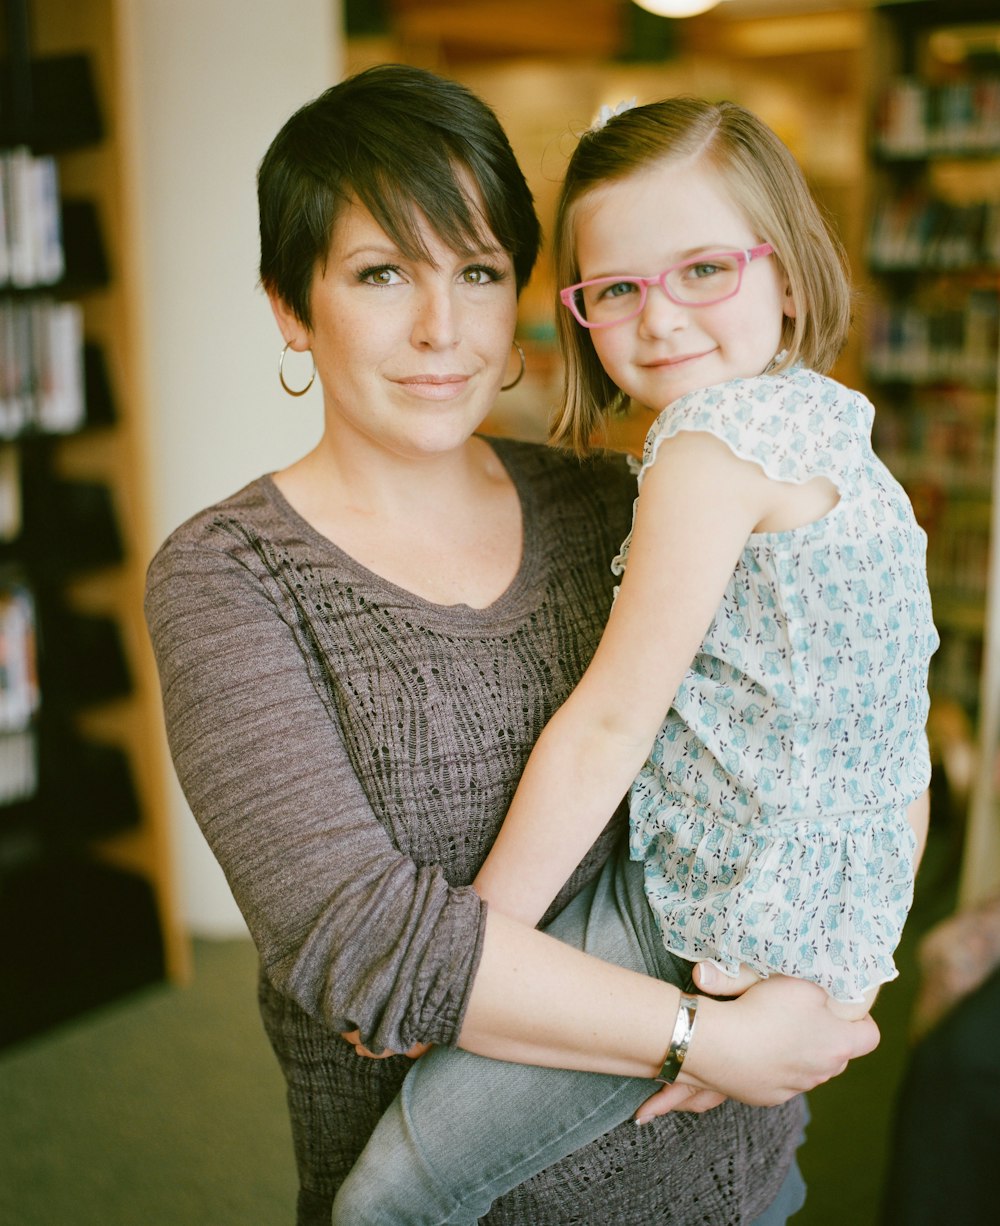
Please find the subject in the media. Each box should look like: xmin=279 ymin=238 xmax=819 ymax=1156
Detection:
xmin=656 ymin=992 xmax=699 ymax=1083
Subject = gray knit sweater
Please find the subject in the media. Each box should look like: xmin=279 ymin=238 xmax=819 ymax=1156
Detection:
xmin=145 ymin=437 xmax=802 ymax=1224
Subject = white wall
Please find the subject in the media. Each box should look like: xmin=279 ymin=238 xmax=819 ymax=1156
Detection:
xmin=121 ymin=0 xmax=341 ymax=934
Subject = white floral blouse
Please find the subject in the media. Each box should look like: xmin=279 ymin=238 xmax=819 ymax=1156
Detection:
xmin=616 ymin=366 xmax=939 ymax=1003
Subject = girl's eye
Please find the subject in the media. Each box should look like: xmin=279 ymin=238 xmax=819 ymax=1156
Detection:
xmin=359 ymin=265 xmax=404 ymax=286
xmin=597 ymin=280 xmax=638 ymax=301
xmin=686 ymin=260 xmax=728 ymax=280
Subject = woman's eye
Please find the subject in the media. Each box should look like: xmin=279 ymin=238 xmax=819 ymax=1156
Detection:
xmin=360 ymin=265 xmax=403 ymax=286
xmin=462 ymin=264 xmax=503 ymax=285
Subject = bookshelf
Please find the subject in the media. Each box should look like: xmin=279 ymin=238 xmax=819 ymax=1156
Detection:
xmin=863 ymin=0 xmax=1000 ymax=902
xmin=0 ymin=0 xmax=186 ymax=1047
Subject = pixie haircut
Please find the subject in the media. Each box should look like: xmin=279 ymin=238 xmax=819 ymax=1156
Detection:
xmin=258 ymin=64 xmax=541 ymax=327
xmin=551 ymin=96 xmax=853 ymax=455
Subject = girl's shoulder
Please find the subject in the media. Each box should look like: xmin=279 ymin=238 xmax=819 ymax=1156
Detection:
xmin=641 ymin=368 xmax=874 ymax=484
xmin=655 ymin=367 xmax=872 ymax=434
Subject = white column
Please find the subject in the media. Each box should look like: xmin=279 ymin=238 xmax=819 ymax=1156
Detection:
xmin=121 ymin=0 xmax=341 ymax=934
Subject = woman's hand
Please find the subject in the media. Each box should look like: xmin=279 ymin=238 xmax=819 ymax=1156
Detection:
xmin=632 ymin=965 xmax=760 ymax=1123
xmin=634 ymin=973 xmax=879 ymax=1122
xmin=680 ymin=973 xmax=879 ymax=1107
xmin=339 ymin=1029 xmax=431 ymax=1060
xmin=635 ymin=1082 xmax=728 ymax=1123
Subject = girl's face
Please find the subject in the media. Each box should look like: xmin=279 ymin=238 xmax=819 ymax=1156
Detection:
xmin=275 ymin=194 xmax=518 ymax=464
xmin=573 ymin=156 xmax=795 ymax=412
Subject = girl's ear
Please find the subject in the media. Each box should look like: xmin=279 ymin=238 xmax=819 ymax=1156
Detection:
xmin=782 ymin=280 xmax=797 ymax=321
xmin=268 ymin=292 xmax=311 ymax=351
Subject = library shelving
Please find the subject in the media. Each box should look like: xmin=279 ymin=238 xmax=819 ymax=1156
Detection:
xmin=0 ymin=0 xmax=186 ymax=1047
xmin=864 ymin=0 xmax=1000 ymax=904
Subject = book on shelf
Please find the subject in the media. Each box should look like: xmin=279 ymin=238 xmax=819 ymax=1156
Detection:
xmin=865 ymin=289 xmax=999 ymax=387
xmin=0 ymin=444 xmax=21 ymax=541
xmin=0 ymin=298 xmax=85 ymax=436
xmin=875 ymin=76 xmax=1000 ymax=160
xmin=0 ymin=148 xmax=64 ymax=289
xmin=35 ymin=299 xmax=85 ymax=433
xmin=0 ymin=572 xmax=39 ymax=807
xmin=0 ymin=577 xmax=39 ymax=734
xmin=868 ymin=193 xmax=1000 ymax=272
xmin=0 ymin=730 xmax=37 ymax=806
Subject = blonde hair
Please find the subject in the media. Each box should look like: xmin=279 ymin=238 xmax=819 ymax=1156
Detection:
xmin=551 ymin=97 xmax=852 ymax=455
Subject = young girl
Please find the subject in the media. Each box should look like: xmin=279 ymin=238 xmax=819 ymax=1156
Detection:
xmin=331 ymin=95 xmax=936 ymax=1225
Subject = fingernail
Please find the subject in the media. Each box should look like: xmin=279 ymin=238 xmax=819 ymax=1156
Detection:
xmin=634 ymin=1115 xmax=648 ymax=1127
xmin=697 ymin=963 xmax=715 ymax=988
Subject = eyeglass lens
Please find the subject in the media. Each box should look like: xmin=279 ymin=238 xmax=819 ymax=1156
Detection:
xmin=577 ymin=253 xmax=744 ymax=324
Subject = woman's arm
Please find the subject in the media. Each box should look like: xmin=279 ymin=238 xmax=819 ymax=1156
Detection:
xmin=145 ymin=526 xmax=485 ymax=1055
xmin=147 ymin=507 xmax=877 ymax=1105
xmin=475 ymin=432 xmax=772 ymax=925
xmin=348 ymin=908 xmax=880 ymax=1108
xmin=460 ymin=908 xmax=879 ymax=1105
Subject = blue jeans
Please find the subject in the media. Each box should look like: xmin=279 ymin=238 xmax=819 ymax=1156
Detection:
xmin=332 ymin=852 xmax=807 ymax=1225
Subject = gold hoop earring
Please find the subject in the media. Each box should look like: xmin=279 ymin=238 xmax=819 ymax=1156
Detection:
xmin=500 ymin=340 xmax=526 ymax=392
xmin=279 ymin=342 xmax=316 ymax=397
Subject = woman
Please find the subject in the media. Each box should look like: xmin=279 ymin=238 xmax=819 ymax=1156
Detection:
xmin=145 ymin=64 xmax=878 ymax=1224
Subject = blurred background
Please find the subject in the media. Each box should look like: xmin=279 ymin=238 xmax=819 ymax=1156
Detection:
xmin=1 ymin=1 xmax=998 ymax=1222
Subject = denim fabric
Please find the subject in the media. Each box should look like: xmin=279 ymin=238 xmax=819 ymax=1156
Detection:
xmin=332 ymin=852 xmax=805 ymax=1225
xmin=752 ymin=1107 xmax=809 ymax=1226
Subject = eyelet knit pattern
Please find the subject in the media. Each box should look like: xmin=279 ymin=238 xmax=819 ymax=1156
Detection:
xmin=146 ymin=437 xmax=803 ymax=1223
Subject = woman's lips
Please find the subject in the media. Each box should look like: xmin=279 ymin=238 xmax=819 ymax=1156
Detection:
xmin=395 ymin=374 xmax=471 ymax=399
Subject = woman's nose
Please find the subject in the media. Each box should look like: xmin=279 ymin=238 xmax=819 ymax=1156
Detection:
xmin=412 ymin=283 xmax=459 ymax=349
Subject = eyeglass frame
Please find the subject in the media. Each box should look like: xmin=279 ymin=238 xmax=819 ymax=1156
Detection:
xmin=559 ymin=243 xmax=775 ymax=329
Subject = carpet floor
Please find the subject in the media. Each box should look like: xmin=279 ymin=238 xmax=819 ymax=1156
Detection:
xmin=0 ymin=829 xmax=958 ymax=1225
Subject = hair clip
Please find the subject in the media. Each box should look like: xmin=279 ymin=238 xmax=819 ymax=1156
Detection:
xmin=590 ymin=97 xmax=638 ymax=132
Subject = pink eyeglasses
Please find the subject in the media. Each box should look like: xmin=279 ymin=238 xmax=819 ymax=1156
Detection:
xmin=560 ymin=243 xmax=775 ymax=329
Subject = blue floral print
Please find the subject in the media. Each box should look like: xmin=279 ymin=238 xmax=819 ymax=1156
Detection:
xmin=615 ymin=367 xmax=939 ymax=1002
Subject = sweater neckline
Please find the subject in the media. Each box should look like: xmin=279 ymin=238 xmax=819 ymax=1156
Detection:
xmin=257 ymin=436 xmax=541 ymax=622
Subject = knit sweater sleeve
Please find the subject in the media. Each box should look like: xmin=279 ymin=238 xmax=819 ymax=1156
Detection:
xmin=144 ymin=520 xmax=486 ymax=1055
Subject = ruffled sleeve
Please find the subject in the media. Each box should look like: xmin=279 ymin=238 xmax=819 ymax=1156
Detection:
xmin=639 ymin=367 xmax=873 ymax=495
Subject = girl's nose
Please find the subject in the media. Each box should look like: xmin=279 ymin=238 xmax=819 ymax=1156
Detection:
xmin=637 ymin=283 xmax=688 ymax=336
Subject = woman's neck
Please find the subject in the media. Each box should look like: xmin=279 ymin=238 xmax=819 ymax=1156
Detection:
xmin=273 ymin=434 xmax=524 ymax=609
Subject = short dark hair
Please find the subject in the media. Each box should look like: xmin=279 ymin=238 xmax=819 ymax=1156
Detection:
xmin=258 ymin=64 xmax=541 ymax=326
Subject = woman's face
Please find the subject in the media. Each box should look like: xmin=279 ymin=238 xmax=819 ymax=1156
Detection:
xmin=286 ymin=195 xmax=519 ymax=464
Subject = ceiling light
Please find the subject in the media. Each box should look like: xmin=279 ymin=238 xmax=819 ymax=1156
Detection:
xmin=632 ymin=0 xmax=721 ymax=17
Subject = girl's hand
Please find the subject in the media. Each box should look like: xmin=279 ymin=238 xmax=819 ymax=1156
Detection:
xmin=693 ymin=961 xmax=760 ymax=995
xmin=696 ymin=959 xmax=880 ymax=1017
xmin=339 ymin=1029 xmax=431 ymax=1060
